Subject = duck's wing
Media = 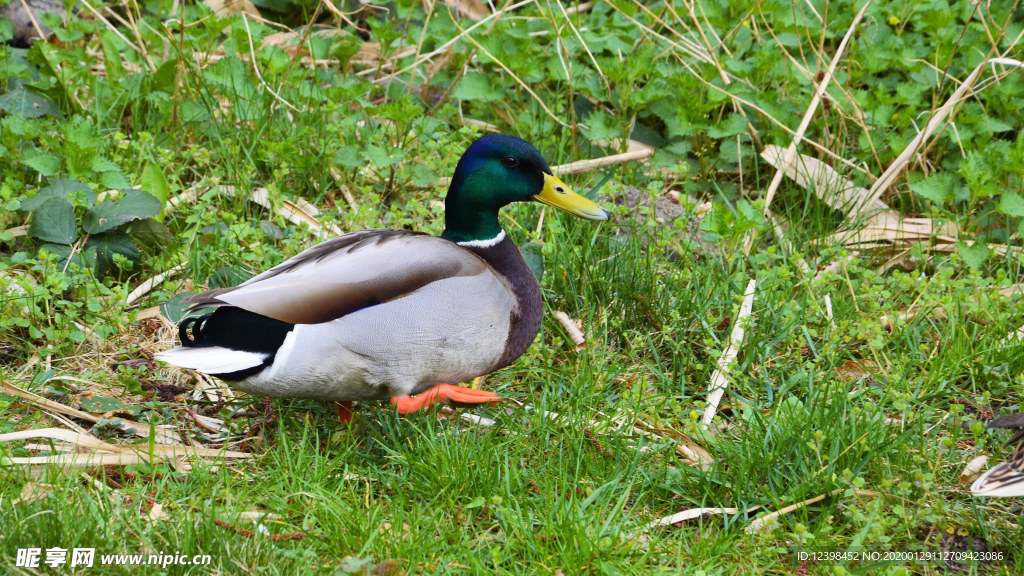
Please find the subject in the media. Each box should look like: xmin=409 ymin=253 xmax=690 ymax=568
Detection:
xmin=970 ymin=412 xmax=1024 ymax=497
xmin=988 ymin=412 xmax=1024 ymax=445
xmin=971 ymin=444 xmax=1024 ymax=497
xmin=186 ymin=229 xmax=492 ymax=324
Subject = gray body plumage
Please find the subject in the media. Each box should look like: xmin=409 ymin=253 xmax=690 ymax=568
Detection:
xmin=233 ymin=274 xmax=513 ymax=400
xmin=156 ymin=230 xmax=524 ymax=401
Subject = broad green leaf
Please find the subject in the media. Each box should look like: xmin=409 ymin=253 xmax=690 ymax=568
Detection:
xmin=100 ymin=171 xmax=132 ymax=190
xmin=29 ymin=197 xmax=77 ymax=244
xmin=20 ymin=179 xmax=95 ymax=211
xmin=333 ymin=146 xmax=362 ymax=169
xmin=91 ymin=156 xmax=121 ymax=173
xmin=987 ymin=117 xmax=1013 ymax=133
xmin=82 ymin=189 xmax=162 ymax=234
xmin=149 ymin=58 xmax=179 ymax=94
xmin=410 ymin=164 xmax=436 ymax=187
xmin=208 ymin=267 xmax=250 ymax=289
xmin=997 ymin=191 xmax=1024 ymax=217
xmin=336 ymin=556 xmax=375 ymax=575
xmin=21 ymin=147 xmax=62 ymax=176
xmin=140 ymin=163 xmax=170 ymax=219
xmin=81 ymin=395 xmax=126 ymax=413
xmin=0 ymin=18 xmax=12 ymax=43
xmin=586 ymin=110 xmax=620 ymax=143
xmin=452 ymin=73 xmax=503 ymax=102
xmin=86 ymin=230 xmax=140 ymax=276
xmin=39 ymin=243 xmax=95 ymax=271
xmin=707 ymin=113 xmax=750 ymax=138
xmin=160 ymin=292 xmax=194 ymax=324
xmin=464 ymin=496 xmax=486 ymax=509
xmin=99 ymin=31 xmax=125 ymax=82
xmin=202 ymin=56 xmax=249 ymax=90
xmin=521 ymin=242 xmax=544 ymax=282
xmin=955 ymin=241 xmax=988 ymax=270
xmin=125 ymin=217 xmax=174 ymax=248
xmin=736 ymin=199 xmax=764 ymax=230
xmin=364 ymin=144 xmax=405 ymax=168
xmin=259 ymin=220 xmax=285 ymax=239
xmin=910 ymin=173 xmax=955 ymax=206
xmin=27 ymin=41 xmax=82 ymax=115
xmin=700 ymin=203 xmax=732 ymax=236
xmin=0 ymin=87 xmax=59 ymax=118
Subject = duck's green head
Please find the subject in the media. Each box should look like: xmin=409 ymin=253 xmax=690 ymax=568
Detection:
xmin=442 ymin=134 xmax=609 ymax=244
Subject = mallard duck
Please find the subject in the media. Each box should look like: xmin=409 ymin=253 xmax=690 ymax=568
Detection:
xmin=971 ymin=412 xmax=1024 ymax=497
xmin=157 ymin=134 xmax=609 ymax=421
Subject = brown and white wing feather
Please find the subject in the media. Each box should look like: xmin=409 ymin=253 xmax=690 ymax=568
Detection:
xmin=186 ymin=229 xmax=490 ymax=324
xmin=971 ymin=412 xmax=1024 ymax=497
xmin=971 ymin=444 xmax=1024 ymax=497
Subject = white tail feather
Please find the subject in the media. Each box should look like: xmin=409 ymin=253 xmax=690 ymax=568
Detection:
xmin=156 ymin=346 xmax=267 ymax=375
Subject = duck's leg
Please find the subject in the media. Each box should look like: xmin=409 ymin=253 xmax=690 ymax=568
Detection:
xmin=335 ymin=401 xmax=354 ymax=424
xmin=390 ymin=384 xmax=502 ymax=414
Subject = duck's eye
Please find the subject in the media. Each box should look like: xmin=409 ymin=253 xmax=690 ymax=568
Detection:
xmin=501 ymin=156 xmax=520 ymax=168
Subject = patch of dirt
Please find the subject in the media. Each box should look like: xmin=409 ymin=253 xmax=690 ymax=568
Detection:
xmin=612 ymin=185 xmax=720 ymax=257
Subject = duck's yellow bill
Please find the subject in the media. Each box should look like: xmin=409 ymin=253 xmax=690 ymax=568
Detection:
xmin=533 ymin=173 xmax=610 ymax=221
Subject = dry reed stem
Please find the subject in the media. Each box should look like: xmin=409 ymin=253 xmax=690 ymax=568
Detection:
xmin=241 ymin=13 xmax=300 ymax=113
xmin=0 ymin=382 xmax=179 ymax=444
xmin=758 ymin=0 xmax=873 ymax=218
xmin=754 ymin=4 xmax=877 ymax=170
xmin=553 ymin=311 xmax=586 ymax=351
xmin=553 ymin=148 xmax=654 ymax=176
xmin=435 ymin=147 xmax=652 ymax=188
xmin=998 ymin=283 xmax=1024 ymax=298
xmin=550 ymin=0 xmax=609 ymax=93
xmin=702 ymin=279 xmax=756 ymax=430
xmin=822 ymin=214 xmax=958 ymax=250
xmin=960 ymin=455 xmax=990 ymax=484
xmin=329 ymin=168 xmax=361 ymax=209
xmin=125 ymin=262 xmax=188 ymax=306
xmin=165 ymin=186 xmax=340 ymax=237
xmin=120 ymin=0 xmax=157 ymax=72
xmin=320 ymin=0 xmax=369 ymax=31
xmin=760 ymin=144 xmax=887 ymax=218
xmin=461 ymin=118 xmax=501 ymax=133
xmin=78 ymin=0 xmax=141 ymax=53
xmin=679 ymin=0 xmax=764 ymax=151
xmin=15 ymin=0 xmax=47 ymax=41
xmin=442 ymin=0 xmax=490 ymax=20
xmin=625 ymin=0 xmax=711 ymax=63
xmin=764 ymin=212 xmax=810 ymax=275
xmin=745 ymin=489 xmax=880 ymax=534
xmin=191 ymin=371 xmax=234 ymax=403
xmin=3 ymin=225 xmax=28 ymax=237
xmin=648 ymin=505 xmax=751 ymax=528
xmin=0 ymin=428 xmax=248 ymax=460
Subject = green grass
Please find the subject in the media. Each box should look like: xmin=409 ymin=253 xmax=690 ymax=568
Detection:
xmin=2 ymin=0 xmax=1024 ymax=574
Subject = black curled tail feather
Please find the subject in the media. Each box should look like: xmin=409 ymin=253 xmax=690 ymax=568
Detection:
xmin=172 ymin=307 xmax=297 ymax=381
xmin=179 ymin=313 xmax=214 ymax=347
xmin=176 ymin=307 xmax=295 ymax=356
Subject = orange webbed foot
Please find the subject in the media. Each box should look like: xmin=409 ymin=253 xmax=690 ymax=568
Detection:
xmin=390 ymin=384 xmax=502 ymax=415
